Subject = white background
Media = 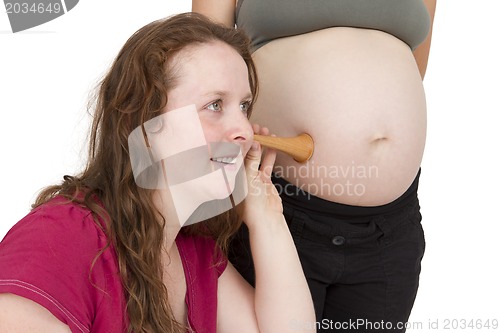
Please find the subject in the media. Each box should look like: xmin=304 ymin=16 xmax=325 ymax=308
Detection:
xmin=1 ymin=1 xmax=499 ymax=331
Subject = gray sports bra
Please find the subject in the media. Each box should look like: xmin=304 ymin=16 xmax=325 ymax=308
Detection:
xmin=236 ymin=0 xmax=430 ymax=51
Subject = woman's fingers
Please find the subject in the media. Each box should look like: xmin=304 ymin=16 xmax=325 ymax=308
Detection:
xmin=252 ymin=125 xmax=275 ymax=181
xmin=260 ymin=145 xmax=276 ymax=181
xmin=244 ymin=142 xmax=262 ymax=180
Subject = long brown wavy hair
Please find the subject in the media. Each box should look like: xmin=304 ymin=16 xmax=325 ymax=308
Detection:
xmin=33 ymin=12 xmax=258 ymax=333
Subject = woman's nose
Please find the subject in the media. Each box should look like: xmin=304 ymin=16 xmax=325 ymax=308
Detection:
xmin=226 ymin=110 xmax=253 ymax=143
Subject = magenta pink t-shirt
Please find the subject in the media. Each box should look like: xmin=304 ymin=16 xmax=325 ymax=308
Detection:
xmin=0 ymin=197 xmax=227 ymax=333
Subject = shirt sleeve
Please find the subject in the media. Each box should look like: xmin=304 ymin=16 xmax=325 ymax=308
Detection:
xmin=0 ymin=201 xmax=112 ymax=333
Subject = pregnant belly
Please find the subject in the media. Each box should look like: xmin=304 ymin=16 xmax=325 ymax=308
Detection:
xmin=250 ymin=27 xmax=427 ymax=206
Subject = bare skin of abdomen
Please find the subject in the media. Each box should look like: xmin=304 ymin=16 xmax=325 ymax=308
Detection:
xmin=250 ymin=27 xmax=426 ymax=206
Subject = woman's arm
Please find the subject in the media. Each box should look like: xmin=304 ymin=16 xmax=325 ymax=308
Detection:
xmin=217 ymin=127 xmax=316 ymax=333
xmin=414 ymin=0 xmax=437 ymax=79
xmin=216 ymin=263 xmax=260 ymax=332
xmin=0 ymin=293 xmax=71 ymax=333
xmin=192 ymin=0 xmax=237 ymax=27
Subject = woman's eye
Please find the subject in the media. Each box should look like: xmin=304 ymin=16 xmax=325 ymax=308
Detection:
xmin=207 ymin=100 xmax=222 ymax=112
xmin=240 ymin=101 xmax=251 ymax=114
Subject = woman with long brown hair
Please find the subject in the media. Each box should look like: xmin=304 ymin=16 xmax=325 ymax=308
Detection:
xmin=0 ymin=13 xmax=315 ymax=333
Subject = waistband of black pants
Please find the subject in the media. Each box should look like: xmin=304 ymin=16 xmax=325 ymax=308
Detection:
xmin=272 ymin=168 xmax=420 ymax=221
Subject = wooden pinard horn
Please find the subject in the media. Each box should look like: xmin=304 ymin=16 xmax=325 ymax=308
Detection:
xmin=253 ymin=133 xmax=314 ymax=163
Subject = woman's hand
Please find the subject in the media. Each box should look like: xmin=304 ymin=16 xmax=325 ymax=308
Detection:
xmin=233 ymin=124 xmax=317 ymax=332
xmin=239 ymin=125 xmax=281 ymax=230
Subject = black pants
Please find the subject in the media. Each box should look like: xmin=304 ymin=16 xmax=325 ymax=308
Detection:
xmin=229 ymin=171 xmax=425 ymax=332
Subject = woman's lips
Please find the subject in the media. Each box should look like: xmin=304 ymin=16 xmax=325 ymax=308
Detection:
xmin=210 ymin=156 xmax=238 ymax=164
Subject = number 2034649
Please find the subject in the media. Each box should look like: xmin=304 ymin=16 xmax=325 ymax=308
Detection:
xmin=430 ymin=318 xmax=499 ymax=330
xmin=5 ymin=2 xmax=62 ymax=14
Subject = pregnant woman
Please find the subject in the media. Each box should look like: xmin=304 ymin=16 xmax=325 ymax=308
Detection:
xmin=193 ymin=1 xmax=436 ymax=331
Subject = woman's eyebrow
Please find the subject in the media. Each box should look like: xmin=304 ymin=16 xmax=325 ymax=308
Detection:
xmin=242 ymin=92 xmax=253 ymax=100
xmin=202 ymin=90 xmax=253 ymax=100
